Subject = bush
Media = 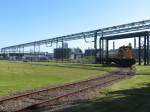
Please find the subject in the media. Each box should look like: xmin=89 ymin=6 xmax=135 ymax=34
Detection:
xmin=81 ymin=56 xmax=95 ymax=64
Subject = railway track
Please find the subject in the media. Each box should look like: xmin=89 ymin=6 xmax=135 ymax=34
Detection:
xmin=0 ymin=69 xmax=133 ymax=112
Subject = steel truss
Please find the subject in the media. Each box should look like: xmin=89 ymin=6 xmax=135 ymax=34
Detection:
xmin=1 ymin=19 xmax=150 ymax=52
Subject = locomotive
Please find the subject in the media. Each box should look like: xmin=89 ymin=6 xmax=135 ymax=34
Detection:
xmin=100 ymin=45 xmax=136 ymax=67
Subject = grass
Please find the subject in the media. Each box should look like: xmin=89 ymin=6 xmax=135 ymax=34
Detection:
xmin=0 ymin=61 xmax=116 ymax=96
xmin=63 ymin=65 xmax=150 ymax=112
xmin=1 ymin=61 xmax=150 ymax=112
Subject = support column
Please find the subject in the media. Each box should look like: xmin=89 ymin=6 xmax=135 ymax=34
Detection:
xmin=33 ymin=43 xmax=36 ymax=62
xmin=34 ymin=43 xmax=36 ymax=55
xmin=147 ymin=33 xmax=149 ymax=65
xmin=138 ymin=36 xmax=141 ymax=65
xmin=61 ymin=39 xmax=64 ymax=62
xmin=94 ymin=32 xmax=97 ymax=64
xmin=3 ymin=50 xmax=5 ymax=59
xmin=99 ymin=38 xmax=102 ymax=64
xmin=23 ymin=45 xmax=25 ymax=58
xmin=38 ymin=44 xmax=41 ymax=61
xmin=19 ymin=46 xmax=21 ymax=60
xmin=106 ymin=39 xmax=109 ymax=60
xmin=102 ymin=39 xmax=104 ymax=64
xmin=134 ymin=38 xmax=136 ymax=48
xmin=8 ymin=49 xmax=10 ymax=59
xmin=144 ymin=35 xmax=147 ymax=65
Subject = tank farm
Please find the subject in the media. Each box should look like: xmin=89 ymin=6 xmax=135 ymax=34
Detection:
xmin=0 ymin=19 xmax=150 ymax=112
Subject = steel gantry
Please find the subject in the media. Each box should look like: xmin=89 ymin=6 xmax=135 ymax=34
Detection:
xmin=1 ymin=19 xmax=150 ymax=64
xmin=99 ymin=31 xmax=150 ymax=65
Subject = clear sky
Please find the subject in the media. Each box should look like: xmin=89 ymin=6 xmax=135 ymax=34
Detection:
xmin=0 ymin=0 xmax=150 ymax=51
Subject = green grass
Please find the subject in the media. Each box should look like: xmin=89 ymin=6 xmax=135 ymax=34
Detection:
xmin=64 ymin=65 xmax=150 ymax=112
xmin=26 ymin=61 xmax=116 ymax=72
xmin=0 ymin=61 xmax=116 ymax=96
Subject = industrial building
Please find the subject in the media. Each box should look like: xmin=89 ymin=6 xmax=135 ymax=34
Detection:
xmin=54 ymin=48 xmax=71 ymax=60
xmin=70 ymin=48 xmax=83 ymax=60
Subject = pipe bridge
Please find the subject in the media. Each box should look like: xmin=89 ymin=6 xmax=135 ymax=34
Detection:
xmin=1 ymin=19 xmax=150 ymax=65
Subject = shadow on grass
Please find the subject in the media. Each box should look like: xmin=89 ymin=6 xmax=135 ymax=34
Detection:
xmin=60 ymin=83 xmax=150 ymax=112
xmin=29 ymin=63 xmax=117 ymax=72
xmin=136 ymin=72 xmax=150 ymax=75
xmin=9 ymin=61 xmax=118 ymax=72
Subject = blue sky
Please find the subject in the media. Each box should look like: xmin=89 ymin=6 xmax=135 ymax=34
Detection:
xmin=0 ymin=0 xmax=150 ymax=51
